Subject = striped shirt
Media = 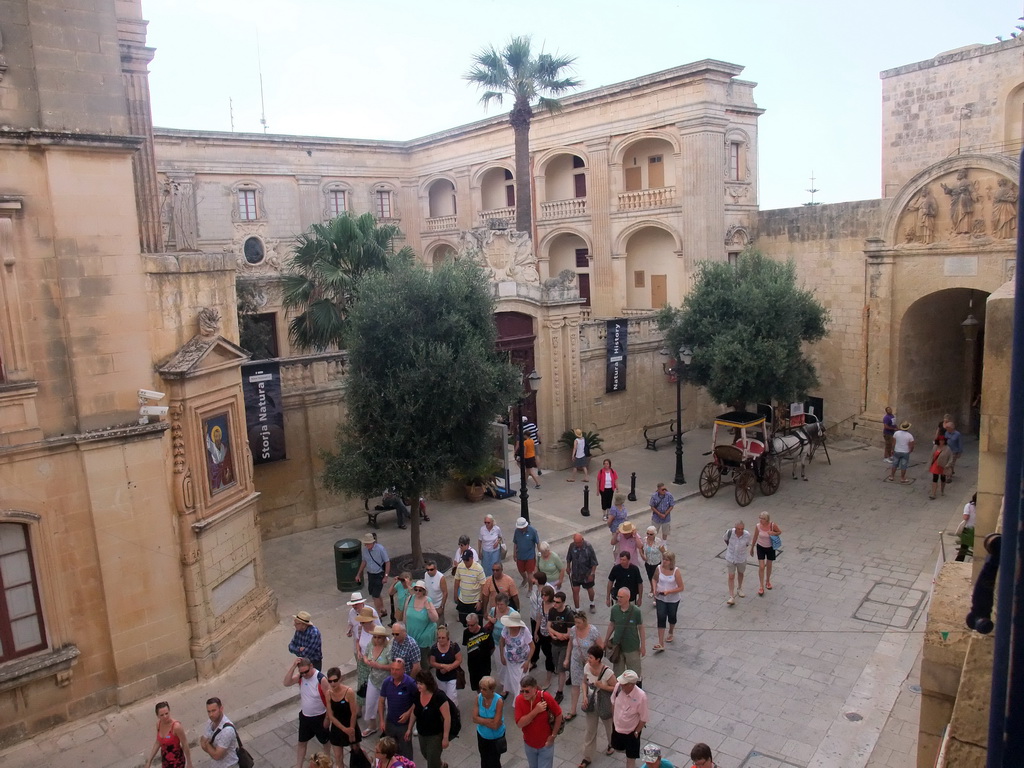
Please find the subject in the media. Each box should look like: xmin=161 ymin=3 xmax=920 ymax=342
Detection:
xmin=455 ymin=561 xmax=486 ymax=603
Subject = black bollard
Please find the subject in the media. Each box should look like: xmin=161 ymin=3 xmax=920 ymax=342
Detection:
xmin=580 ymin=484 xmax=591 ymax=516
xmin=627 ymin=472 xmax=638 ymax=502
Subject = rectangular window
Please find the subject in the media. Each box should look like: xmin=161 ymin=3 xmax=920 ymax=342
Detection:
xmin=634 ymin=270 xmax=645 ymax=288
xmin=648 ymin=155 xmax=664 ymax=188
xmin=574 ymin=173 xmax=587 ymax=199
xmin=375 ymin=191 xmax=392 ymax=219
xmin=730 ymin=143 xmax=742 ymax=181
xmin=238 ymin=189 xmax=258 ymax=221
xmin=328 ymin=190 xmax=346 ymax=218
xmin=0 ymin=523 xmax=46 ymax=662
xmin=505 ymin=183 xmax=516 ymax=208
xmin=575 ymin=248 xmax=590 ymax=269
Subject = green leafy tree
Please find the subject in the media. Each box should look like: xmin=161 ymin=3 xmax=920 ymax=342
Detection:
xmin=322 ymin=259 xmax=521 ymax=566
xmin=281 ymin=212 xmax=414 ymax=352
xmin=657 ymin=249 xmax=829 ymax=410
xmin=466 ymin=36 xmax=581 ymax=234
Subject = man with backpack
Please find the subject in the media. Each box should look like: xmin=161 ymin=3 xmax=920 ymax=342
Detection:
xmin=283 ymin=657 xmax=330 ymax=768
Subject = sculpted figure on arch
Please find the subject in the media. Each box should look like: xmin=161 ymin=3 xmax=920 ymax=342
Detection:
xmin=941 ymin=169 xmax=978 ymax=235
xmin=992 ymin=177 xmax=1018 ymax=239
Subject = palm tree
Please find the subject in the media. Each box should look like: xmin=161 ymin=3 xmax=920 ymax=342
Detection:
xmin=466 ymin=36 xmax=581 ymax=234
xmin=280 ymin=212 xmax=414 ymax=352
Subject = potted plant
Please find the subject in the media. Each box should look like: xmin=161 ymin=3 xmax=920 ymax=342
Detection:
xmin=452 ymin=455 xmax=504 ymax=502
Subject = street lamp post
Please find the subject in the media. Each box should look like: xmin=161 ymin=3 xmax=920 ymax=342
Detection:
xmin=664 ymin=346 xmax=693 ymax=485
xmin=517 ymin=370 xmax=542 ymax=521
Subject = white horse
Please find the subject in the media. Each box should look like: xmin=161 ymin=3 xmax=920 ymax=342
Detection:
xmin=771 ymin=432 xmax=809 ymax=480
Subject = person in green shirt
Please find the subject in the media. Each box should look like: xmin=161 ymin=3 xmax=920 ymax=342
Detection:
xmin=604 ymin=587 xmax=646 ymax=679
xmin=537 ymin=542 xmax=565 ymax=589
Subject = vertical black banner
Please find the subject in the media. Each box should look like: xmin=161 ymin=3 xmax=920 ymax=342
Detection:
xmin=242 ymin=362 xmax=287 ymax=464
xmin=605 ymin=319 xmax=629 ymax=393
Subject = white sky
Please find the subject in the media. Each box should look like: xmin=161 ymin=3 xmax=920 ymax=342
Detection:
xmin=145 ymin=0 xmax=1021 ymax=210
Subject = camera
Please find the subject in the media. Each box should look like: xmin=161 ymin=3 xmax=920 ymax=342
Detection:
xmin=138 ymin=389 xmax=166 ymax=401
xmin=139 ymin=405 xmax=169 ymax=417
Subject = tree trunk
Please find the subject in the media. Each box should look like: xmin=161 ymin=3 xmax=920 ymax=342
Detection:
xmin=409 ymin=488 xmax=423 ymax=571
xmin=510 ymin=104 xmax=533 ymax=234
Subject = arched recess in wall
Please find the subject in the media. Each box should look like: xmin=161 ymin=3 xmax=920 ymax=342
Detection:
xmin=541 ymin=229 xmax=593 ymax=305
xmin=422 ymin=176 xmax=458 ymax=220
xmin=618 ymin=222 xmax=681 ymax=310
xmin=476 ymin=165 xmax=516 ymax=225
xmin=426 ymin=241 xmax=458 ymax=269
xmin=535 ymin=148 xmax=589 ymax=216
xmin=611 ymin=130 xmax=680 ymax=198
xmin=1005 ymin=82 xmax=1024 ymax=146
xmin=896 ymin=287 xmax=988 ymax=437
xmin=495 ymin=312 xmax=538 ymax=423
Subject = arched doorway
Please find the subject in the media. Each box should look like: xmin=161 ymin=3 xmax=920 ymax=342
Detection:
xmin=897 ymin=288 xmax=987 ymax=435
xmin=495 ymin=311 xmax=537 ymax=423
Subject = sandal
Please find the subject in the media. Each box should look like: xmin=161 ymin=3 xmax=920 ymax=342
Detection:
xmin=605 ymin=747 xmax=615 ymax=756
xmin=579 ymin=760 xmax=591 ymax=768
xmin=666 ymin=634 xmax=674 ymax=643
xmin=361 ymin=727 xmax=378 ymax=738
xmin=564 ymin=713 xmax=577 ymax=722
xmin=653 ymin=644 xmax=664 ymax=652
xmin=766 ymin=582 xmax=773 ymax=590
xmin=758 ymin=587 xmax=764 ymax=596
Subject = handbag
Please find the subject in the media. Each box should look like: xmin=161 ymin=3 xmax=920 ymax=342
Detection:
xmin=606 ymin=642 xmax=622 ymax=664
xmin=455 ymin=665 xmax=467 ymax=690
xmin=213 ymin=724 xmax=254 ymax=768
xmin=350 ymin=745 xmax=372 ymax=768
xmin=497 ymin=536 xmax=507 ymax=561
xmin=493 ymin=734 xmax=508 ymax=754
xmin=769 ymin=530 xmax=782 ymax=550
xmin=357 ymin=681 xmax=368 ymax=698
xmin=581 ymin=682 xmax=596 ymax=713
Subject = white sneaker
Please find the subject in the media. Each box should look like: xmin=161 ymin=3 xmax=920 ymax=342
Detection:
xmin=737 ymin=590 xmax=746 ymax=598
xmin=883 ymin=458 xmax=894 ymax=464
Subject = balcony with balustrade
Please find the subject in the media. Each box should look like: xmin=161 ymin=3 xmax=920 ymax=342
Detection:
xmin=539 ymin=198 xmax=588 ymax=220
xmin=617 ymin=186 xmax=676 ymax=212
xmin=478 ymin=207 xmax=515 ymax=228
xmin=426 ymin=215 xmax=457 ymax=232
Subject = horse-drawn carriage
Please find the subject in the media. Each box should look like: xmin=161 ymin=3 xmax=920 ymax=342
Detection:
xmin=698 ymin=406 xmax=828 ymax=506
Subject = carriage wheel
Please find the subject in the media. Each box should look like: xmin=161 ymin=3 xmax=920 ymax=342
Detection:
xmin=699 ymin=463 xmax=722 ymax=498
xmin=760 ymin=462 xmax=781 ymax=496
xmin=735 ymin=469 xmax=756 ymax=507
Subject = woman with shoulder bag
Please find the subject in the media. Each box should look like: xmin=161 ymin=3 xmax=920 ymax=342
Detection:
xmin=929 ymin=436 xmax=952 ymax=500
xmin=652 ymin=552 xmax=684 ymax=650
xmin=580 ymin=646 xmax=616 ymax=767
xmin=474 ymin=675 xmax=507 ymax=768
xmin=429 ymin=625 xmax=463 ymax=701
xmin=752 ymin=511 xmax=781 ymax=596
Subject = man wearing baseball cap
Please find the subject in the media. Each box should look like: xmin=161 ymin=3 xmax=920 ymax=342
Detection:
xmin=642 ymin=744 xmax=675 ymax=768
xmin=610 ymin=670 xmax=648 ymax=768
xmin=288 ymin=611 xmax=323 ymax=672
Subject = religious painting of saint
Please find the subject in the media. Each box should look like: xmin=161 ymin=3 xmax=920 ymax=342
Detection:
xmin=203 ymin=413 xmax=236 ymax=494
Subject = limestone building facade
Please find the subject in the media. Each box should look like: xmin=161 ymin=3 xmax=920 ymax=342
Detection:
xmin=153 ymin=62 xmax=762 ymax=536
xmin=0 ymin=0 xmax=275 ymax=744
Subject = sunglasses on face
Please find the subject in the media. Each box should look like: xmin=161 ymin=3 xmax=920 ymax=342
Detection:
xmin=328 ymin=677 xmax=340 ymax=683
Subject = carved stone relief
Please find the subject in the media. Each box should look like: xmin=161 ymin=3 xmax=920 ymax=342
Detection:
xmin=458 ymin=228 xmax=540 ymax=284
xmin=163 ymin=175 xmax=199 ymax=251
xmin=225 ymin=221 xmax=283 ymax=275
xmin=726 ymin=185 xmax=751 ymax=204
xmin=0 ymin=26 xmax=8 ymax=83
xmin=725 ymin=225 xmax=751 ymax=249
xmin=897 ymin=169 xmax=1017 ymax=246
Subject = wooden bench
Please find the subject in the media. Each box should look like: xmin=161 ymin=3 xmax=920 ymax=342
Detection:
xmin=643 ymin=420 xmax=678 ymax=450
xmin=363 ymin=496 xmax=429 ymax=529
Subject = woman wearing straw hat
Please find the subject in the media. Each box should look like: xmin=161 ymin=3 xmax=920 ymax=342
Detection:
xmin=499 ymin=610 xmax=534 ymax=701
xmin=404 ymin=580 xmax=440 ymax=671
xmin=568 ymin=428 xmax=589 ymax=482
xmin=612 ymin=521 xmax=641 ymax=565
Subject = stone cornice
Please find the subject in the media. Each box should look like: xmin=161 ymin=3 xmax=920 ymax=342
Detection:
xmin=0 ymin=128 xmax=144 ymax=152
xmin=881 ymin=37 xmax=1024 ymax=79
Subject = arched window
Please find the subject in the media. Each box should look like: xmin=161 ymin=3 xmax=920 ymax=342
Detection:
xmin=0 ymin=522 xmax=47 ymax=662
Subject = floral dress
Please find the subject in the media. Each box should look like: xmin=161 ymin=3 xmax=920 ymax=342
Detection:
xmin=569 ymin=624 xmax=602 ymax=686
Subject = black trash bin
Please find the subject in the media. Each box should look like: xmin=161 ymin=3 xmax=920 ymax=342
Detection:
xmin=335 ymin=538 xmax=362 ymax=592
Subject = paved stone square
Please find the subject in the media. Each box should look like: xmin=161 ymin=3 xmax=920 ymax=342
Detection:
xmin=0 ymin=431 xmax=972 ymax=768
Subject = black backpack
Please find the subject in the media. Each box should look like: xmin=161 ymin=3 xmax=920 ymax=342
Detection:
xmin=441 ymin=691 xmax=462 ymax=739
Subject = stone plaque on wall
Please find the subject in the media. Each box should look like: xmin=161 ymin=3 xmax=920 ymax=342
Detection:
xmin=944 ymin=256 xmax=978 ymax=276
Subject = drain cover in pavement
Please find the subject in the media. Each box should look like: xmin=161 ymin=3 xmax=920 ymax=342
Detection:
xmin=854 ymin=581 xmax=926 ymax=628
xmin=738 ymin=751 xmax=807 ymax=768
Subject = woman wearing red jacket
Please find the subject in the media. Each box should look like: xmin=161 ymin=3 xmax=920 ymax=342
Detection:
xmin=597 ymin=459 xmax=618 ymax=517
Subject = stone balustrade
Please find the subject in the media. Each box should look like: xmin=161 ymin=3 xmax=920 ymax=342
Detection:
xmin=426 ymin=215 xmax=456 ymax=231
xmin=617 ymin=186 xmax=676 ymax=211
xmin=539 ymin=198 xmax=588 ymax=219
xmin=621 ymin=307 xmax=659 ymax=317
xmin=279 ymin=351 xmax=348 ymax=392
xmin=478 ymin=207 xmax=515 ymax=227
xmin=578 ymin=311 xmax=664 ymax=352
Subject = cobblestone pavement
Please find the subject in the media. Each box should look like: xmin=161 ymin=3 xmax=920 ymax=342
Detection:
xmin=0 ymin=430 xmax=973 ymax=768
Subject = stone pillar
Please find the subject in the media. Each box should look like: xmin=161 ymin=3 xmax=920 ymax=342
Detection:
xmin=117 ymin=12 xmax=163 ymax=253
xmin=296 ymin=175 xmax=322 ymax=232
xmin=454 ymin=167 xmax=472 ymax=231
xmin=862 ymin=240 xmax=897 ymax=422
xmin=677 ymin=115 xmax=729 ymax=265
xmin=586 ymin=138 xmax=613 ymax=314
